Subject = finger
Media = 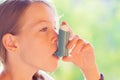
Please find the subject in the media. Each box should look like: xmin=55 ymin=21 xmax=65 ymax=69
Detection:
xmin=62 ymin=56 xmax=73 ymax=62
xmin=67 ymin=35 xmax=79 ymax=49
xmin=71 ymin=39 xmax=85 ymax=55
xmin=81 ymin=43 xmax=94 ymax=52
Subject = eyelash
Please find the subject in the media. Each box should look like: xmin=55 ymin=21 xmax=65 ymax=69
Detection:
xmin=40 ymin=27 xmax=48 ymax=32
xmin=39 ymin=26 xmax=56 ymax=32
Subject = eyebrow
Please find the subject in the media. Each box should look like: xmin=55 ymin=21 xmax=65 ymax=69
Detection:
xmin=31 ymin=20 xmax=49 ymax=27
xmin=30 ymin=19 xmax=56 ymax=29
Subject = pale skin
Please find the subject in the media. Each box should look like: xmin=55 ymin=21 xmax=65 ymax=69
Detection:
xmin=0 ymin=2 xmax=100 ymax=80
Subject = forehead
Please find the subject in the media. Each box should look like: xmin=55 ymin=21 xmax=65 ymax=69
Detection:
xmin=26 ymin=2 xmax=54 ymax=19
xmin=19 ymin=2 xmax=56 ymax=27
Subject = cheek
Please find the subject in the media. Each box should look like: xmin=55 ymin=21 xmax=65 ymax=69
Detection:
xmin=18 ymin=36 xmax=54 ymax=67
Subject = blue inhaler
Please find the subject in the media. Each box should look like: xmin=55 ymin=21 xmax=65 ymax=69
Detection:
xmin=55 ymin=22 xmax=70 ymax=57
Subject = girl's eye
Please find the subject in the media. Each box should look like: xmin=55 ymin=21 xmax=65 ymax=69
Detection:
xmin=40 ymin=27 xmax=48 ymax=32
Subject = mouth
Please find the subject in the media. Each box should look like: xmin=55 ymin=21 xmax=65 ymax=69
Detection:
xmin=50 ymin=43 xmax=59 ymax=59
xmin=52 ymin=49 xmax=60 ymax=59
xmin=53 ymin=55 xmax=59 ymax=60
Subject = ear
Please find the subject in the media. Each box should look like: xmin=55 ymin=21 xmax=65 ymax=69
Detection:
xmin=2 ymin=33 xmax=18 ymax=53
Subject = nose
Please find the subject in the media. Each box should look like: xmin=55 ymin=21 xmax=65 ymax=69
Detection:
xmin=51 ymin=31 xmax=58 ymax=44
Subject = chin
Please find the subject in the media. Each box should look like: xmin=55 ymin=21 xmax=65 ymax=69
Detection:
xmin=41 ymin=66 xmax=57 ymax=73
xmin=37 ymin=63 xmax=58 ymax=73
xmin=46 ymin=61 xmax=58 ymax=72
xmin=47 ymin=67 xmax=57 ymax=72
xmin=38 ymin=59 xmax=58 ymax=73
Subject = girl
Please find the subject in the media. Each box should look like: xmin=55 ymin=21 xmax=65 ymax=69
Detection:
xmin=0 ymin=0 xmax=103 ymax=80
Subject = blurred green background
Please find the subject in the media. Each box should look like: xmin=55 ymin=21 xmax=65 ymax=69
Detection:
xmin=51 ymin=0 xmax=120 ymax=80
xmin=0 ymin=0 xmax=120 ymax=80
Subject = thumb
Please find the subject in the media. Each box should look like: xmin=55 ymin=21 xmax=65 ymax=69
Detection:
xmin=62 ymin=56 xmax=73 ymax=62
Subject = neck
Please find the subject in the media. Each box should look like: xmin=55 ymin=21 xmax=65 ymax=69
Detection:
xmin=3 ymin=55 xmax=38 ymax=80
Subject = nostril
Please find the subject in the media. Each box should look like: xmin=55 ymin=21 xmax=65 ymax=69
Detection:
xmin=51 ymin=36 xmax=58 ymax=44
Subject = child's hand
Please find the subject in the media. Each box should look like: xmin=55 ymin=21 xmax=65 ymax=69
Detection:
xmin=62 ymin=35 xmax=96 ymax=70
xmin=62 ymin=21 xmax=100 ymax=80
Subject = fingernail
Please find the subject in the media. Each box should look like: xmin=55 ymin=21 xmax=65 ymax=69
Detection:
xmin=60 ymin=21 xmax=69 ymax=31
xmin=61 ymin=21 xmax=67 ymax=26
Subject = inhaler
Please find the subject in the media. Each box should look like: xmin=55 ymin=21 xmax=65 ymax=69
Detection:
xmin=55 ymin=22 xmax=70 ymax=57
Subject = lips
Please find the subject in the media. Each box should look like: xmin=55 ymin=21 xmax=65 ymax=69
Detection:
xmin=52 ymin=48 xmax=59 ymax=59
xmin=53 ymin=54 xmax=59 ymax=60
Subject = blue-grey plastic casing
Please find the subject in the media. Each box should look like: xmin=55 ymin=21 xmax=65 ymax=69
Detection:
xmin=55 ymin=29 xmax=70 ymax=57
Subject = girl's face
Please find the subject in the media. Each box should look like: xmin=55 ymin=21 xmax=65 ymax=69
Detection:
xmin=16 ymin=3 xmax=59 ymax=72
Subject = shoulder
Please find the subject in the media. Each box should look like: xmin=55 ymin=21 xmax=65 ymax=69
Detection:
xmin=34 ymin=70 xmax=54 ymax=80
